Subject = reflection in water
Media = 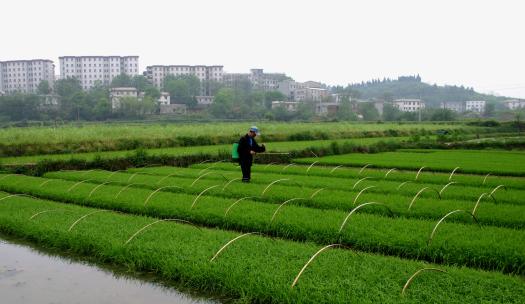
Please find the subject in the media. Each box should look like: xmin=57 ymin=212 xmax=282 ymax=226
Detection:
xmin=0 ymin=238 xmax=217 ymax=304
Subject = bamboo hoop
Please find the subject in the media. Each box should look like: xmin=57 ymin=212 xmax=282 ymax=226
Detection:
xmin=329 ymin=165 xmax=343 ymax=174
xmin=489 ymin=185 xmax=506 ymax=203
xmin=190 ymin=185 xmax=220 ymax=210
xmin=29 ymin=209 xmax=72 ymax=220
xmin=0 ymin=194 xmax=39 ymax=203
xmin=415 ymin=166 xmax=426 ymax=181
xmin=86 ymin=181 xmax=115 ymax=199
xmin=66 ymin=179 xmax=94 ymax=193
xmin=427 ymin=210 xmax=481 ymax=245
xmin=351 ymin=177 xmax=373 ymax=190
xmin=438 ymin=182 xmax=457 ymax=196
xmin=448 ymin=167 xmax=460 ymax=181
xmin=38 ymin=179 xmax=55 ymax=188
xmin=222 ymin=178 xmax=242 ymax=191
xmin=281 ymin=163 xmax=296 ymax=172
xmin=397 ymin=181 xmax=412 ymax=190
xmin=401 ymin=268 xmax=447 ymax=296
xmin=263 ymin=162 xmax=277 ymax=170
xmin=306 ymin=161 xmax=319 ymax=174
xmin=114 ymin=183 xmax=149 ymax=199
xmin=384 ymin=168 xmax=397 ymax=178
xmin=358 ymin=164 xmax=371 ymax=175
xmin=472 ymin=193 xmax=496 ymax=215
xmin=68 ymin=210 xmax=110 ymax=232
xmin=155 ymin=173 xmax=182 ymax=185
xmin=353 ymin=186 xmax=376 ymax=205
xmin=339 ymin=202 xmax=393 ymax=233
xmin=210 ymin=232 xmax=261 ymax=262
xmin=269 ymin=198 xmax=306 ymax=224
xmin=291 ymin=244 xmax=343 ymax=288
xmin=261 ymin=179 xmax=290 ymax=196
xmin=224 ymin=196 xmax=258 ymax=217
xmin=482 ymin=173 xmax=491 ymax=185
xmin=143 ymin=186 xmax=183 ymax=206
xmin=408 ymin=187 xmax=441 ymax=210
xmin=124 ymin=218 xmax=199 ymax=245
xmin=310 ymin=188 xmax=325 ymax=199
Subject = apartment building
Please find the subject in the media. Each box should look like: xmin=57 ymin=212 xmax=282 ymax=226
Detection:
xmin=223 ymin=68 xmax=288 ymax=91
xmin=59 ymin=56 xmax=139 ymax=91
xmin=465 ymin=100 xmax=486 ymax=113
xmin=393 ymin=99 xmax=425 ymax=112
xmin=504 ymin=99 xmax=525 ymax=110
xmin=145 ymin=65 xmax=223 ymax=95
xmin=0 ymin=59 xmax=55 ymax=94
xmin=440 ymin=101 xmax=466 ymax=113
xmin=109 ymin=87 xmax=143 ymax=109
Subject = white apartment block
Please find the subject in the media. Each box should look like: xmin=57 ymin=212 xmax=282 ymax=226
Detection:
xmin=465 ymin=100 xmax=486 ymax=113
xmin=0 ymin=59 xmax=55 ymax=94
xmin=504 ymin=99 xmax=525 ymax=110
xmin=393 ymin=99 xmax=425 ymax=112
xmin=440 ymin=101 xmax=466 ymax=113
xmin=224 ymin=69 xmax=287 ymax=92
xmin=146 ymin=65 xmax=223 ymax=96
xmin=59 ymin=56 xmax=139 ymax=91
xmin=306 ymin=87 xmax=329 ymax=102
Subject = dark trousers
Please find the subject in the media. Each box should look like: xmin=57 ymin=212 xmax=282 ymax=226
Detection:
xmin=240 ymin=159 xmax=252 ymax=181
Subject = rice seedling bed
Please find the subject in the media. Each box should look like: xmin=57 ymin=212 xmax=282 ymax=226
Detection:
xmin=295 ymin=149 xmax=525 ymax=176
xmin=40 ymin=170 xmax=525 ymax=229
xmin=0 ymin=193 xmax=523 ymax=303
xmin=1 ymin=174 xmax=524 ymax=274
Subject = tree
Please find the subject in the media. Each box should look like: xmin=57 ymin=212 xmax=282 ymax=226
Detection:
xmin=358 ymin=102 xmax=380 ymax=120
xmin=55 ymin=78 xmax=82 ymax=98
xmin=163 ymin=75 xmax=200 ymax=108
xmin=210 ymin=88 xmax=237 ymax=118
xmin=430 ymin=109 xmax=457 ymax=121
xmin=37 ymin=80 xmax=51 ymax=95
xmin=110 ymin=74 xmax=133 ymax=87
xmin=335 ymin=97 xmax=357 ymax=121
xmin=382 ymin=103 xmax=402 ymax=121
xmin=484 ymin=102 xmax=496 ymax=117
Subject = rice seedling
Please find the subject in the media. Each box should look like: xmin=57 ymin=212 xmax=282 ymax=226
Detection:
xmin=353 ymin=186 xmax=376 ymax=205
xmin=86 ymin=181 xmax=116 ymax=199
xmin=124 ymin=218 xmax=198 ymax=245
xmin=224 ymin=196 xmax=259 ymax=217
xmin=472 ymin=193 xmax=496 ymax=216
xmin=338 ymin=202 xmax=394 ymax=233
xmin=449 ymin=167 xmax=460 ymax=181
xmin=264 ymin=162 xmax=277 ymax=170
xmin=489 ymin=185 xmax=507 ymax=203
xmin=358 ymin=164 xmax=371 ymax=175
xmin=114 ymin=183 xmax=149 ymax=199
xmin=29 ymin=209 xmax=71 ymax=220
xmin=0 ymin=193 xmax=38 ymax=203
xmin=190 ymin=185 xmax=220 ymax=210
xmin=261 ymin=179 xmax=290 ymax=196
xmin=438 ymin=182 xmax=458 ymax=197
xmin=105 ymin=170 xmax=127 ymax=182
xmin=67 ymin=210 xmax=110 ymax=232
xmin=38 ymin=179 xmax=55 ymax=188
xmin=209 ymin=232 xmax=261 ymax=262
xmin=290 ymin=244 xmax=344 ymax=288
xmin=309 ymin=188 xmax=325 ymax=199
xmin=401 ymin=268 xmax=447 ymax=296
xmin=427 ymin=210 xmax=481 ymax=245
xmin=281 ymin=163 xmax=296 ymax=172
xmin=384 ymin=168 xmax=397 ymax=178
xmin=415 ymin=166 xmax=426 ymax=181
xmin=155 ymin=173 xmax=183 ymax=185
xmin=270 ymin=198 xmax=306 ymax=224
xmin=329 ymin=165 xmax=343 ymax=174
xmin=352 ymin=177 xmax=374 ymax=190
xmin=143 ymin=186 xmax=183 ymax=206
xmin=408 ymin=187 xmax=441 ymax=210
xmin=190 ymin=171 xmax=228 ymax=187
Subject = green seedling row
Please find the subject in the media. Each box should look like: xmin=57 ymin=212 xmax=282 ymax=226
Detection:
xmin=41 ymin=170 xmax=525 ymax=229
xmin=295 ymin=149 xmax=525 ymax=176
xmin=1 ymin=194 xmax=523 ymax=303
xmin=1 ymin=175 xmax=524 ymax=274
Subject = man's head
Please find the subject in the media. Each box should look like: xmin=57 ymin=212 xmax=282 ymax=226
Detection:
xmin=248 ymin=126 xmax=260 ymax=137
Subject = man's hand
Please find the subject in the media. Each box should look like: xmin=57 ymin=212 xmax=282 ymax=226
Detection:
xmin=250 ymin=150 xmax=256 ymax=155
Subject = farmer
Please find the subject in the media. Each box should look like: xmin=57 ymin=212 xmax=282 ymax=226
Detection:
xmin=237 ymin=126 xmax=265 ymax=182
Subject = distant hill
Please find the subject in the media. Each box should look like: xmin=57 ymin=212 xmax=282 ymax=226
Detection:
xmin=348 ymin=75 xmax=507 ymax=106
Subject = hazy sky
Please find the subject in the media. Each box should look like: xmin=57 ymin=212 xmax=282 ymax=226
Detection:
xmin=2 ymin=0 xmax=524 ymax=98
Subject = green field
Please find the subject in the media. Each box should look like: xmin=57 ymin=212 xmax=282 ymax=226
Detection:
xmin=296 ymin=149 xmax=525 ymax=176
xmin=0 ymin=121 xmax=524 ymax=303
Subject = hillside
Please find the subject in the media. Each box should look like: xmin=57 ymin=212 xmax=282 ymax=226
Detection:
xmin=348 ymin=75 xmax=506 ymax=106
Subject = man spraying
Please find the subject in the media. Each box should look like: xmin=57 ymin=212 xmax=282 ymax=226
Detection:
xmin=237 ymin=126 xmax=265 ymax=182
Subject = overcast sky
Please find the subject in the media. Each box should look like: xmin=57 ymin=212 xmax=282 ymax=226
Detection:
xmin=2 ymin=0 xmax=524 ymax=98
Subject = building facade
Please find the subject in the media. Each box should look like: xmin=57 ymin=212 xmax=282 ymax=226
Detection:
xmin=223 ymin=68 xmax=288 ymax=91
xmin=59 ymin=56 xmax=139 ymax=91
xmin=440 ymin=101 xmax=466 ymax=113
xmin=465 ymin=100 xmax=486 ymax=113
xmin=145 ymin=65 xmax=223 ymax=96
xmin=393 ymin=99 xmax=425 ymax=112
xmin=109 ymin=87 xmax=143 ymax=110
xmin=504 ymin=99 xmax=525 ymax=110
xmin=0 ymin=59 xmax=55 ymax=94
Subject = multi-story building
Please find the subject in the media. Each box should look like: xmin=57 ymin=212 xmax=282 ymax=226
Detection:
xmin=145 ymin=65 xmax=223 ymax=96
xmin=465 ymin=100 xmax=486 ymax=113
xmin=305 ymin=87 xmax=329 ymax=102
xmin=109 ymin=87 xmax=143 ymax=110
xmin=224 ymin=68 xmax=288 ymax=91
xmin=504 ymin=99 xmax=525 ymax=110
xmin=440 ymin=101 xmax=466 ymax=113
xmin=59 ymin=56 xmax=139 ymax=91
xmin=0 ymin=59 xmax=55 ymax=94
xmin=393 ymin=99 xmax=425 ymax=112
